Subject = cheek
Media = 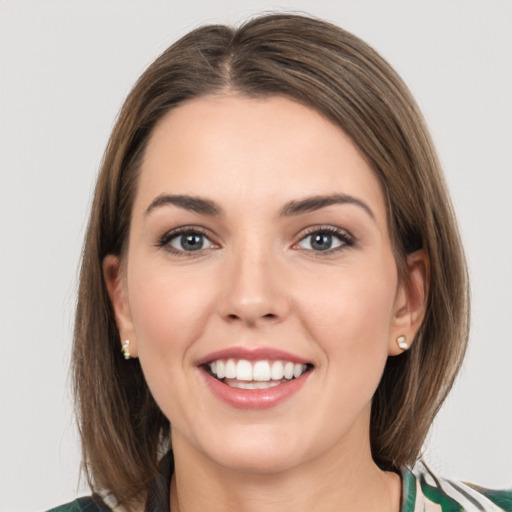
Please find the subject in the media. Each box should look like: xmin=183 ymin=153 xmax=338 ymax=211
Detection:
xmin=299 ymin=261 xmax=397 ymax=381
xmin=127 ymin=260 xmax=216 ymax=362
xmin=126 ymin=260 xmax=220 ymax=422
xmin=303 ymin=260 xmax=396 ymax=328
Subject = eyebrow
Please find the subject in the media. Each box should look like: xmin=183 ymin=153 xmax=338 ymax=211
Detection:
xmin=279 ymin=194 xmax=375 ymax=219
xmin=144 ymin=193 xmax=374 ymax=220
xmin=145 ymin=194 xmax=223 ymax=216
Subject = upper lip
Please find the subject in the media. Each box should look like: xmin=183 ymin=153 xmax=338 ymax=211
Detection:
xmin=196 ymin=346 xmax=311 ymax=366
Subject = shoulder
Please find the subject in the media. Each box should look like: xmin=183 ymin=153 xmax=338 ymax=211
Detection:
xmin=46 ymin=495 xmax=113 ymax=512
xmin=401 ymin=460 xmax=512 ymax=512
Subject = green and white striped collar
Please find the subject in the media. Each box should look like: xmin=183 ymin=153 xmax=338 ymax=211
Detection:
xmin=401 ymin=461 xmax=512 ymax=511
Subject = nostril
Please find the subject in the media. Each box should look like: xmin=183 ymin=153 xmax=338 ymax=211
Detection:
xmin=224 ymin=312 xmax=278 ymax=323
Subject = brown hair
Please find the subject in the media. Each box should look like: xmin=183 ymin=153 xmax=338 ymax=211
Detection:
xmin=73 ymin=13 xmax=469 ymax=509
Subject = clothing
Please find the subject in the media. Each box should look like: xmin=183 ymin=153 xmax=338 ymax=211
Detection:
xmin=401 ymin=462 xmax=512 ymax=511
xmin=47 ymin=453 xmax=512 ymax=512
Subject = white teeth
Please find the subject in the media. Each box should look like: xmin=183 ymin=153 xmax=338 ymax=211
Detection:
xmin=227 ymin=380 xmax=281 ymax=389
xmin=293 ymin=363 xmax=303 ymax=378
xmin=284 ymin=361 xmax=294 ymax=379
xmin=253 ymin=360 xmax=271 ymax=381
xmin=271 ymin=360 xmax=284 ymax=380
xmin=225 ymin=359 xmax=237 ymax=379
xmin=236 ymin=359 xmax=253 ymax=381
xmin=208 ymin=358 xmax=308 ymax=383
xmin=216 ymin=360 xmax=225 ymax=379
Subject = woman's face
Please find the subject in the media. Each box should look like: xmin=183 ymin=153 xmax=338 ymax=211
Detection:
xmin=105 ymin=95 xmax=425 ymax=474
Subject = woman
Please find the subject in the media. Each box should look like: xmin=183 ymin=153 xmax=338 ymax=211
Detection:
xmin=49 ymin=13 xmax=511 ymax=512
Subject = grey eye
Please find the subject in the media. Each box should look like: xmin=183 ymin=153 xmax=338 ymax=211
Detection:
xmin=298 ymin=232 xmax=344 ymax=252
xmin=169 ymin=232 xmax=213 ymax=252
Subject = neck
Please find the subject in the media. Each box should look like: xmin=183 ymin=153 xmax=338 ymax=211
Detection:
xmin=169 ymin=425 xmax=401 ymax=512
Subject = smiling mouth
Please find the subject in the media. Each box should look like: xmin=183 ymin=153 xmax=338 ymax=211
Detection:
xmin=205 ymin=359 xmax=314 ymax=389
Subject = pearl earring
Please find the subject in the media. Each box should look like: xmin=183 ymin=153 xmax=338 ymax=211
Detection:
xmin=396 ymin=335 xmax=408 ymax=350
xmin=121 ymin=339 xmax=131 ymax=359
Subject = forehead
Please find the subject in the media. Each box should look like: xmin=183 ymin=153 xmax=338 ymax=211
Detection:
xmin=135 ymin=94 xmax=387 ymax=224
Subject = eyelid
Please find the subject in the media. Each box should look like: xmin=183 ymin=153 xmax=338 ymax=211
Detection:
xmin=156 ymin=225 xmax=219 ymax=256
xmin=155 ymin=224 xmax=354 ymax=256
xmin=292 ymin=225 xmax=355 ymax=253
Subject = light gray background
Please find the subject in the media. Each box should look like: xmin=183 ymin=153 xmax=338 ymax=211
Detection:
xmin=1 ymin=1 xmax=511 ymax=510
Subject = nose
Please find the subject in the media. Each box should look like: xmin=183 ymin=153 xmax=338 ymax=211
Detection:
xmin=217 ymin=243 xmax=291 ymax=327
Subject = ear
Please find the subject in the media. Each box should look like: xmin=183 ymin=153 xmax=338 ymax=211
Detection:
xmin=103 ymin=254 xmax=138 ymax=358
xmin=388 ymin=250 xmax=429 ymax=356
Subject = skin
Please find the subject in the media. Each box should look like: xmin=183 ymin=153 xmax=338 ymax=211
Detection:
xmin=104 ymin=95 xmax=427 ymax=512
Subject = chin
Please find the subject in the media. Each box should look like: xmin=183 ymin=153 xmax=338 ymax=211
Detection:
xmin=196 ymin=425 xmax=312 ymax=476
xmin=212 ymin=447 xmax=303 ymax=475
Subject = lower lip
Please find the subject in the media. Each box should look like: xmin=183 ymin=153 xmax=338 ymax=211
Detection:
xmin=201 ymin=369 xmax=311 ymax=410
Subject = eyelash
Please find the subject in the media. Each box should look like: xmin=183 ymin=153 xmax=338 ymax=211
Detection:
xmin=156 ymin=226 xmax=216 ymax=257
xmin=294 ymin=225 xmax=355 ymax=254
xmin=156 ymin=225 xmax=355 ymax=256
